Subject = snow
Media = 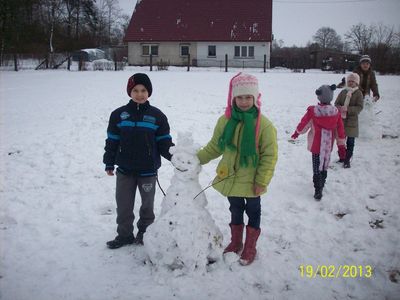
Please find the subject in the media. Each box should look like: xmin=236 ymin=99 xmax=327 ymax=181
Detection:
xmin=0 ymin=67 xmax=399 ymax=300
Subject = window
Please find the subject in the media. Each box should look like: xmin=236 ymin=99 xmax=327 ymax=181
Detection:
xmin=151 ymin=45 xmax=158 ymax=56
xmin=249 ymin=46 xmax=254 ymax=57
xmin=142 ymin=45 xmax=149 ymax=56
xmin=180 ymin=45 xmax=189 ymax=56
xmin=234 ymin=46 xmax=240 ymax=57
xmin=241 ymin=46 xmax=247 ymax=57
xmin=142 ymin=44 xmax=158 ymax=56
xmin=208 ymin=45 xmax=216 ymax=57
xmin=234 ymin=46 xmax=255 ymax=58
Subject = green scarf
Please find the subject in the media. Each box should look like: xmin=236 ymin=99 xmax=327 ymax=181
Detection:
xmin=218 ymin=106 xmax=258 ymax=167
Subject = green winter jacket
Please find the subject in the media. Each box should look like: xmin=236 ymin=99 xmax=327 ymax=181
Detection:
xmin=197 ymin=115 xmax=278 ymax=197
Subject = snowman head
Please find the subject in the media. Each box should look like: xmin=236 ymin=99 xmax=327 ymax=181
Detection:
xmin=170 ymin=132 xmax=201 ymax=180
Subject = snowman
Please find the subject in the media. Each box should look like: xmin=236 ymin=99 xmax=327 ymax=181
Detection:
xmin=358 ymin=95 xmax=382 ymax=140
xmin=144 ymin=132 xmax=223 ymax=273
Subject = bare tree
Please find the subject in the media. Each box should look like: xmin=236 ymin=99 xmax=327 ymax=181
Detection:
xmin=394 ymin=27 xmax=400 ymax=48
xmin=373 ymin=23 xmax=395 ymax=48
xmin=345 ymin=23 xmax=374 ymax=53
xmin=97 ymin=0 xmax=121 ymax=45
xmin=313 ymin=27 xmax=343 ymax=51
xmin=40 ymin=0 xmax=64 ymax=54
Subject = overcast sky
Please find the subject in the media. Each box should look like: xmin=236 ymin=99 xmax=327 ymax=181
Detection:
xmin=117 ymin=0 xmax=400 ymax=47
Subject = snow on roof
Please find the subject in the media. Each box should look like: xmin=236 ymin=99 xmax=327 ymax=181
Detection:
xmin=124 ymin=0 xmax=272 ymax=42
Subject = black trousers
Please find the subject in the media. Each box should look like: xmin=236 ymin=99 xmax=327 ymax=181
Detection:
xmin=227 ymin=196 xmax=261 ymax=229
xmin=346 ymin=137 xmax=355 ymax=158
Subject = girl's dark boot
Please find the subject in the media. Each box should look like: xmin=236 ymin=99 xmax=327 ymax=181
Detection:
xmin=313 ymin=174 xmax=323 ymax=200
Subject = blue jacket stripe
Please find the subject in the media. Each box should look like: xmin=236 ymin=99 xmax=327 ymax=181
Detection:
xmin=117 ymin=121 xmax=159 ymax=131
xmin=117 ymin=120 xmax=135 ymax=128
xmin=107 ymin=132 xmax=120 ymax=140
xmin=136 ymin=121 xmax=159 ymax=130
xmin=156 ymin=134 xmax=172 ymax=142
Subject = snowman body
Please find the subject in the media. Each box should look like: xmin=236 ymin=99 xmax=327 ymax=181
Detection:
xmin=358 ymin=96 xmax=382 ymax=140
xmin=145 ymin=132 xmax=223 ymax=272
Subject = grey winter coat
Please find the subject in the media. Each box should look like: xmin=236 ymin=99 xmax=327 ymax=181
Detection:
xmin=334 ymin=89 xmax=364 ymax=137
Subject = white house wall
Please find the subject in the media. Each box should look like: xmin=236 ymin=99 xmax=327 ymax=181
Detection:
xmin=127 ymin=42 xmax=197 ymax=66
xmin=127 ymin=41 xmax=270 ymax=68
xmin=196 ymin=42 xmax=270 ymax=68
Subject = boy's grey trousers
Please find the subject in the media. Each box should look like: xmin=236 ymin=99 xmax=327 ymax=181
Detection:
xmin=115 ymin=172 xmax=156 ymax=237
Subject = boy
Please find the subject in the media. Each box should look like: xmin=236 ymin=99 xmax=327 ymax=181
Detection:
xmin=104 ymin=73 xmax=173 ymax=249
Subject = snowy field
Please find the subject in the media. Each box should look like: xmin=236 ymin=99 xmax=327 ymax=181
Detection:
xmin=1 ymin=67 xmax=399 ymax=300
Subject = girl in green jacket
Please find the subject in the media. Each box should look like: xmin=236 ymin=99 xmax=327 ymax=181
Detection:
xmin=197 ymin=73 xmax=278 ymax=266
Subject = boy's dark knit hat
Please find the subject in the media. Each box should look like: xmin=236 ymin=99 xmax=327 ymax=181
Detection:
xmin=315 ymin=84 xmax=336 ymax=104
xmin=127 ymin=73 xmax=153 ymax=97
xmin=359 ymin=55 xmax=371 ymax=64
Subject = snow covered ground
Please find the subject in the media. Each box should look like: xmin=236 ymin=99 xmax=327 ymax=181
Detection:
xmin=1 ymin=67 xmax=399 ymax=300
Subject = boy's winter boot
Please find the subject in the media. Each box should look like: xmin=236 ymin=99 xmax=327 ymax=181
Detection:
xmin=134 ymin=231 xmax=144 ymax=245
xmin=106 ymin=234 xmax=135 ymax=249
xmin=313 ymin=174 xmax=323 ymax=200
xmin=239 ymin=226 xmax=261 ymax=266
xmin=223 ymin=224 xmax=244 ymax=255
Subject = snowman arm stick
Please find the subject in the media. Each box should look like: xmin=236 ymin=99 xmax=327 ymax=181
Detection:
xmin=193 ymin=173 xmax=236 ymax=200
xmin=156 ymin=177 xmax=166 ymax=196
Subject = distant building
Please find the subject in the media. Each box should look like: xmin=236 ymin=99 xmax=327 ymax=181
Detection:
xmin=124 ymin=0 xmax=273 ymax=68
xmin=72 ymin=49 xmax=106 ymax=62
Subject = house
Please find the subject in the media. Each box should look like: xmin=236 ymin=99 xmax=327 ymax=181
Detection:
xmin=124 ymin=0 xmax=273 ymax=68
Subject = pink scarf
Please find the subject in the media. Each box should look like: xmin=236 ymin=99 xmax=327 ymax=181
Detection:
xmin=314 ymin=105 xmax=338 ymax=171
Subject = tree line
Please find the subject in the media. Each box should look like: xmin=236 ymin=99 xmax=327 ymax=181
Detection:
xmin=1 ymin=2 xmax=399 ymax=74
xmin=0 ymin=0 xmax=129 ymax=57
xmin=272 ymin=23 xmax=400 ymax=74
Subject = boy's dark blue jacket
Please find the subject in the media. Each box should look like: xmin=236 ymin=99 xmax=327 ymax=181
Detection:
xmin=103 ymin=100 xmax=173 ymax=176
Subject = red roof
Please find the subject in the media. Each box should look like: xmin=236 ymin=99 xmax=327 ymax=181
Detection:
xmin=124 ymin=0 xmax=272 ymax=42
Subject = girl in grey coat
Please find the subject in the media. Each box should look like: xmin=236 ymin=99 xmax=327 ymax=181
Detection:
xmin=334 ymin=73 xmax=364 ymax=168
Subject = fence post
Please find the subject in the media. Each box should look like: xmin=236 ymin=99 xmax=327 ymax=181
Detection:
xmin=187 ymin=53 xmax=190 ymax=71
xmin=67 ymin=54 xmax=71 ymax=71
xmin=114 ymin=51 xmax=117 ymax=71
xmin=13 ymin=52 xmax=18 ymax=71
xmin=225 ymin=54 xmax=228 ymax=72
xmin=150 ymin=54 xmax=153 ymax=71
xmin=78 ymin=53 xmax=83 ymax=71
xmin=264 ymin=54 xmax=266 ymax=73
xmin=45 ymin=53 xmax=49 ymax=69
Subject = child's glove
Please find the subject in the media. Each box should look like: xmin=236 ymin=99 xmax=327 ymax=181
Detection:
xmin=338 ymin=106 xmax=348 ymax=118
xmin=105 ymin=165 xmax=115 ymax=176
xmin=338 ymin=145 xmax=346 ymax=160
xmin=337 ymin=77 xmax=346 ymax=88
xmin=291 ymin=131 xmax=299 ymax=139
